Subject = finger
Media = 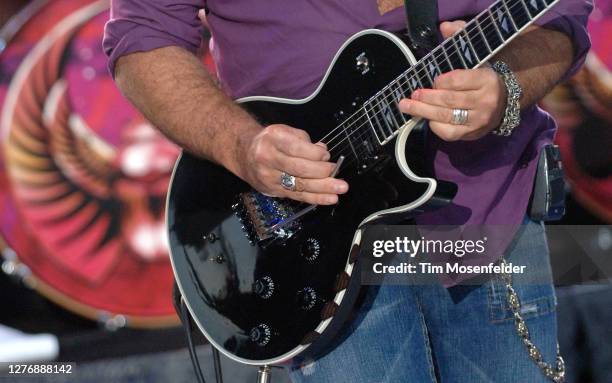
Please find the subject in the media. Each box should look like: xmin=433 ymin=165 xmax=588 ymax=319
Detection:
xmin=295 ymin=177 xmax=349 ymax=194
xmin=270 ymin=127 xmax=331 ymax=161
xmin=412 ymin=88 xmax=476 ymax=109
xmin=286 ymin=191 xmax=339 ymax=206
xmin=399 ymin=99 xmax=456 ymax=125
xmin=274 ymin=153 xmax=337 ymax=179
xmin=428 ymin=121 xmax=471 ymax=142
xmin=262 ymin=172 xmax=341 ymax=205
xmin=439 ymin=20 xmax=467 ymax=39
xmin=433 ymin=70 xmax=482 ymax=91
xmin=277 ymin=139 xmax=331 ymax=161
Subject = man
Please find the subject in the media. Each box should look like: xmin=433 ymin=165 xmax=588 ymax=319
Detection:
xmin=104 ymin=0 xmax=591 ymax=381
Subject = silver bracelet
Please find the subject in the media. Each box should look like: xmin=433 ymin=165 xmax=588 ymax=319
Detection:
xmin=491 ymin=61 xmax=523 ymax=137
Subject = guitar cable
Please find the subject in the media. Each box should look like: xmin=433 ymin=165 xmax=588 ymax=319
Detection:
xmin=180 ymin=297 xmax=224 ymax=383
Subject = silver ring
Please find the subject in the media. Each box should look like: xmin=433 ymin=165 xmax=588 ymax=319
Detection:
xmin=280 ymin=172 xmax=297 ymax=191
xmin=451 ymin=108 xmax=469 ymax=125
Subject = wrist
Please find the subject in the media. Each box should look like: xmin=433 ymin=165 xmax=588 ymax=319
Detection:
xmin=490 ymin=61 xmax=523 ymax=136
xmin=221 ymin=122 xmax=261 ymax=180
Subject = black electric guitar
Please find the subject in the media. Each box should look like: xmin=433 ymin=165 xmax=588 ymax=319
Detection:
xmin=167 ymin=0 xmax=559 ymax=366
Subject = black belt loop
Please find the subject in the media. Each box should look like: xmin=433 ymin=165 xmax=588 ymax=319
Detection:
xmin=404 ymin=0 xmax=441 ymax=57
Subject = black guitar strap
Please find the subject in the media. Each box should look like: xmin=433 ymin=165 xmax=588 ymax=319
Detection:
xmin=403 ymin=0 xmax=440 ymax=57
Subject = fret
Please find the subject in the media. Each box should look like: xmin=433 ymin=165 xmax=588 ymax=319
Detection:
xmin=423 ymin=54 xmax=442 ymax=81
xmin=507 ymin=0 xmax=532 ymax=28
xmin=395 ymin=76 xmax=409 ymax=97
xmin=403 ymin=76 xmax=414 ymax=96
xmin=404 ymin=68 xmax=421 ymax=92
xmin=491 ymin=1 xmax=517 ymax=40
xmin=377 ymin=91 xmax=399 ymax=135
xmin=476 ymin=21 xmax=492 ymax=54
xmin=454 ymin=31 xmax=477 ymax=68
xmin=363 ymin=103 xmax=385 ymax=144
xmin=412 ymin=64 xmax=429 ymax=88
xmin=486 ymin=8 xmax=504 ymax=47
xmin=389 ymin=83 xmax=408 ymax=125
xmin=464 ymin=24 xmax=489 ymax=61
xmin=524 ymin=0 xmax=548 ymax=16
xmin=432 ymin=48 xmax=452 ymax=74
xmin=370 ymin=93 xmax=394 ymax=137
xmin=420 ymin=61 xmax=435 ymax=86
xmin=519 ymin=0 xmax=533 ymax=18
xmin=444 ymin=39 xmax=467 ymax=70
xmin=463 ymin=30 xmax=479 ymax=62
xmin=441 ymin=44 xmax=454 ymax=71
xmin=501 ymin=0 xmax=519 ymax=32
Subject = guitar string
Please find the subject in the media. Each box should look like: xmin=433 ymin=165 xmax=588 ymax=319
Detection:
xmin=317 ymin=0 xmax=538 ymax=150
xmin=321 ymin=0 xmax=539 ymax=154
xmin=318 ymin=0 xmax=541 ymax=168
xmin=320 ymin=0 xmax=552 ymax=154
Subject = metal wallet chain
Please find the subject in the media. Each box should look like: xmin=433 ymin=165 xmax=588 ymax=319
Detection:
xmin=499 ymin=258 xmax=566 ymax=382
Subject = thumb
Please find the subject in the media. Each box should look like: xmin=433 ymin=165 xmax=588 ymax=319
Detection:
xmin=439 ymin=20 xmax=467 ymax=39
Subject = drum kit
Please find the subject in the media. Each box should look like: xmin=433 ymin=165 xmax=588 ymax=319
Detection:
xmin=0 ymin=0 xmax=216 ymax=329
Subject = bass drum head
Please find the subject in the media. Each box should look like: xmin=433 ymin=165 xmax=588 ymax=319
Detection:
xmin=0 ymin=0 xmax=190 ymax=327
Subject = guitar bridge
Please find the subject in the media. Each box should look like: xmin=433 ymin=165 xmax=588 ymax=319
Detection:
xmin=232 ymin=192 xmax=302 ymax=245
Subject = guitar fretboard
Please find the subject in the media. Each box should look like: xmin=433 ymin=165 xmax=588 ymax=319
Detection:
xmin=329 ymin=0 xmax=559 ymax=166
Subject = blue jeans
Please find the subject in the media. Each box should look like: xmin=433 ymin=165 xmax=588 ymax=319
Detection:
xmin=289 ymin=219 xmax=559 ymax=383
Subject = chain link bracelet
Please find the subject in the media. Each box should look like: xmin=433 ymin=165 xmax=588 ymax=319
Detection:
xmin=491 ymin=61 xmax=523 ymax=136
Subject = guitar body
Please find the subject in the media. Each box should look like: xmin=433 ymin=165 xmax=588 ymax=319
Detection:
xmin=167 ymin=30 xmax=456 ymax=365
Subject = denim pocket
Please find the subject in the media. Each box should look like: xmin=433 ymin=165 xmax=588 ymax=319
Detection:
xmin=487 ymin=277 xmax=557 ymax=323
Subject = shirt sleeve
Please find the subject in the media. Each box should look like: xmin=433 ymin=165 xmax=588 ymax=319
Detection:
xmin=103 ymin=0 xmax=204 ymax=77
xmin=533 ymin=0 xmax=593 ymax=82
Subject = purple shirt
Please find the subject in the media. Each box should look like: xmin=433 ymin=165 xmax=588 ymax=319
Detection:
xmin=104 ymin=0 xmax=591 ymax=284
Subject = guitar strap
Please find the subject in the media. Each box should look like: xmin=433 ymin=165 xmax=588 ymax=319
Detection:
xmin=403 ymin=0 xmax=440 ymax=57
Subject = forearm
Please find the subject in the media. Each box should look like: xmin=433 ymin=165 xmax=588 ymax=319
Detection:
xmin=114 ymin=46 xmax=261 ymax=177
xmin=494 ymin=25 xmax=575 ymax=109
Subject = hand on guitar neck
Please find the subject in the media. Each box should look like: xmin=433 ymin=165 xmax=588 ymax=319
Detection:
xmin=399 ymin=20 xmax=574 ymax=141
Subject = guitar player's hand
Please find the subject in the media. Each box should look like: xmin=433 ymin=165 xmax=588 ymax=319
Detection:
xmin=194 ymin=10 xmax=348 ymax=205
xmin=236 ymin=124 xmax=349 ymax=205
xmin=398 ymin=20 xmax=507 ymax=141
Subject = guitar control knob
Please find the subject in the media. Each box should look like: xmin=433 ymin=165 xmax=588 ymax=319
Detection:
xmin=249 ymin=324 xmax=272 ymax=346
xmin=300 ymin=238 xmax=320 ymax=262
xmin=296 ymin=287 xmax=317 ymax=311
xmin=253 ymin=276 xmax=275 ymax=299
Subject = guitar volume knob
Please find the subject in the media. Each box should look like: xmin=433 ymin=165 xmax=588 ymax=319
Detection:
xmin=296 ymin=287 xmax=317 ymax=311
xmin=249 ymin=324 xmax=272 ymax=346
xmin=253 ymin=276 xmax=275 ymax=299
xmin=300 ymin=238 xmax=320 ymax=262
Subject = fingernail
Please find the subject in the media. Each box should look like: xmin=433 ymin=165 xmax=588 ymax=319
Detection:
xmin=323 ymin=152 xmax=331 ymax=161
xmin=335 ymin=182 xmax=348 ymax=193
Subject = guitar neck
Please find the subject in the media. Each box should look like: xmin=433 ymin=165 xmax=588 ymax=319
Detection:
xmin=361 ymin=0 xmax=560 ymax=145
